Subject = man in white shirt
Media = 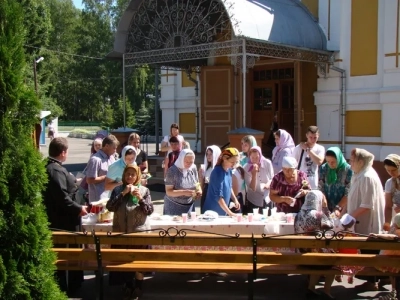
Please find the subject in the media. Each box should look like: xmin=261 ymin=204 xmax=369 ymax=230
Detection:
xmin=292 ymin=126 xmax=325 ymax=189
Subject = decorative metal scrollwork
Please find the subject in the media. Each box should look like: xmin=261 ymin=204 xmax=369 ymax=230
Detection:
xmin=126 ymin=0 xmax=237 ymax=53
xmin=159 ymin=227 xmax=187 ymax=238
xmin=230 ymin=54 xmax=260 ymax=72
xmin=156 ymin=227 xmax=240 ymax=238
xmin=314 ymin=230 xmax=347 ymax=240
xmin=316 ymin=63 xmax=328 ymax=78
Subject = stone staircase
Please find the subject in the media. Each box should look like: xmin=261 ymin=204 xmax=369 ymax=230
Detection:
xmin=148 ymin=156 xmax=165 ymax=185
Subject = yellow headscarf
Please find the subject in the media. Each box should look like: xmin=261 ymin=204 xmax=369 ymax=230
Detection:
xmin=122 ymin=164 xmax=142 ymax=186
xmin=217 ymin=147 xmax=239 ymax=165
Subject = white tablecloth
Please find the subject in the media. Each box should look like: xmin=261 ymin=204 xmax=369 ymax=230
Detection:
xmin=82 ymin=217 xmax=295 ymax=236
xmin=82 ymin=216 xmax=295 ymax=252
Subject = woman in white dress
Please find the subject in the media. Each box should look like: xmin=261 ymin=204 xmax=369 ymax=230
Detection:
xmin=199 ymin=145 xmax=221 ymax=212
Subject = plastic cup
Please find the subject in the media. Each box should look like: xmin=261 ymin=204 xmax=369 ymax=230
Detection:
xmin=182 ymin=213 xmax=188 ymax=223
xmin=263 ymin=208 xmax=269 ymax=217
xmin=91 ymin=205 xmax=102 ymax=214
xmin=253 ymin=208 xmax=259 ymax=215
xmin=286 ymin=213 xmax=294 ymax=224
xmin=248 ymin=213 xmax=254 ymax=222
xmin=191 ymin=212 xmax=197 ymax=220
xmin=236 ymin=213 xmax=243 ymax=222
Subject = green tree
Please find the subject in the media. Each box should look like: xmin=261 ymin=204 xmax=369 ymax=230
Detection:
xmin=0 ymin=1 xmax=66 ymax=299
xmin=111 ymin=98 xmax=135 ymax=129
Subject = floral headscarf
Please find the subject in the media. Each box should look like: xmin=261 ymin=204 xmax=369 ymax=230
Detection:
xmin=272 ymin=129 xmax=295 ymax=158
xmin=295 ymin=190 xmax=333 ymax=234
xmin=217 ymin=147 xmax=239 ymax=166
xmin=326 ymin=147 xmax=347 ymax=185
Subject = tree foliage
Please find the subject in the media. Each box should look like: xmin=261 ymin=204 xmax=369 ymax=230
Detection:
xmin=30 ymin=0 xmax=157 ymax=129
xmin=0 ymin=1 xmax=66 ymax=299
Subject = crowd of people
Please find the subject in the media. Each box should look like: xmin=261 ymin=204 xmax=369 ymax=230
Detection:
xmin=42 ymin=123 xmax=400 ymax=300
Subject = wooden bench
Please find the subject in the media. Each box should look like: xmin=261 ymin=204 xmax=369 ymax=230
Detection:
xmin=52 ymin=229 xmax=400 ymax=300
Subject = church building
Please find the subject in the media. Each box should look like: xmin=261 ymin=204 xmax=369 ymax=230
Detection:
xmin=110 ymin=0 xmax=400 ymax=173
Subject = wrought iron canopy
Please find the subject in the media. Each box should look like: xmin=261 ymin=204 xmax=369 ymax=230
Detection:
xmin=117 ymin=0 xmax=333 ymax=70
xmin=124 ymin=38 xmax=334 ymax=69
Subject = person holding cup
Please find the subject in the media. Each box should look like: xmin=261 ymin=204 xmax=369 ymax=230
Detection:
xmin=106 ymin=164 xmax=153 ymax=299
xmin=199 ymin=145 xmax=221 ymax=212
xmin=164 ymin=149 xmax=202 ymax=216
xmin=243 ymin=146 xmax=274 ymax=215
xmin=203 ymin=148 xmax=241 ymax=216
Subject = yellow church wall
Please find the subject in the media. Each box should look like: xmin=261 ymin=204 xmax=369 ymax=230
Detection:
xmin=179 ymin=113 xmax=196 ymax=134
xmin=345 ymin=110 xmax=381 ymax=137
xmin=181 ymin=71 xmax=195 ymax=87
xmin=350 ymin=0 xmax=378 ymax=76
xmin=302 ymin=0 xmax=319 ymax=18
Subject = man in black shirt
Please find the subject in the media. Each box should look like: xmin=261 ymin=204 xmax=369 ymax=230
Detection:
xmin=43 ymin=137 xmax=88 ymax=294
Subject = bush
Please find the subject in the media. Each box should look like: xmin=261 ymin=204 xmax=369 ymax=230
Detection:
xmin=0 ymin=2 xmax=66 ymax=299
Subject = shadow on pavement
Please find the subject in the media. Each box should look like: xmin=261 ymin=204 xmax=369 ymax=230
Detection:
xmin=68 ymin=272 xmax=387 ymax=300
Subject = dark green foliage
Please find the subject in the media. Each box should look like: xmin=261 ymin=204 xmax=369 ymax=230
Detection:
xmin=0 ymin=1 xmax=66 ymax=299
xmin=37 ymin=0 xmax=156 ymax=128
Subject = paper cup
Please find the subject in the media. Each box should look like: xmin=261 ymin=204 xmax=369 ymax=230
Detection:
xmin=190 ymin=212 xmax=197 ymax=220
xmin=182 ymin=213 xmax=188 ymax=223
xmin=263 ymin=208 xmax=269 ymax=217
xmin=253 ymin=208 xmax=259 ymax=215
xmin=286 ymin=213 xmax=294 ymax=224
xmin=236 ymin=213 xmax=243 ymax=222
xmin=248 ymin=213 xmax=254 ymax=222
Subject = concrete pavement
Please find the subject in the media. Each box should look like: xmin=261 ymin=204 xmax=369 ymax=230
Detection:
xmin=41 ymin=137 xmax=389 ymax=300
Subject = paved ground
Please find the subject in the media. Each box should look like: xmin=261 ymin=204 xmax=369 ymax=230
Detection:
xmin=41 ymin=137 xmax=391 ymax=300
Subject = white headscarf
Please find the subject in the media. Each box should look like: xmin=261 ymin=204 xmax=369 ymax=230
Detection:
xmin=203 ymin=145 xmax=221 ymax=172
xmin=121 ymin=146 xmax=137 ymax=166
xmin=282 ymin=156 xmax=297 ymax=169
xmin=174 ymin=149 xmax=195 ymax=176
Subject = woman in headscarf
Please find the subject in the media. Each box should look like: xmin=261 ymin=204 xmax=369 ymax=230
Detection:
xmin=199 ymin=145 xmax=221 ymax=212
xmin=106 ymin=164 xmax=153 ymax=299
xmin=163 ymin=136 xmax=183 ymax=178
xmin=271 ymin=129 xmax=295 ymax=174
xmin=128 ymin=133 xmax=148 ymax=173
xmin=243 ymin=146 xmax=274 ymax=214
xmin=105 ymin=146 xmax=137 ymax=193
xmin=382 ymin=154 xmax=400 ymax=232
xmin=239 ymin=135 xmax=257 ymax=167
xmin=164 ymin=149 xmax=201 ymax=216
xmin=346 ymin=148 xmax=385 ymax=291
xmin=270 ymin=156 xmax=310 ymax=214
xmin=294 ymin=190 xmax=335 ymax=299
xmin=203 ymin=148 xmax=241 ymax=216
xmin=347 ymin=148 xmax=384 ymax=234
xmin=318 ymin=147 xmax=353 ymax=212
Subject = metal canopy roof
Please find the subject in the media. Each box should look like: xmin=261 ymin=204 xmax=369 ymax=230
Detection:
xmin=110 ymin=0 xmax=333 ymax=67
